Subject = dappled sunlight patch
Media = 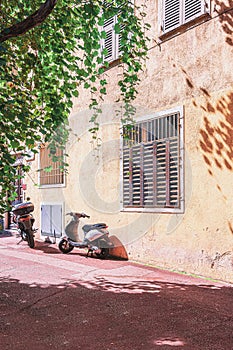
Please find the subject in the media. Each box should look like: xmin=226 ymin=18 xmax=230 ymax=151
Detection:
xmin=154 ymin=337 xmax=185 ymax=346
xmin=78 ymin=277 xmax=163 ymax=294
xmin=198 ymin=285 xmax=221 ymax=290
xmin=69 ymin=272 xmax=228 ymax=294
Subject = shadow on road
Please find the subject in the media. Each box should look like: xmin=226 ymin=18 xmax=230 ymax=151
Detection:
xmin=34 ymin=241 xmax=61 ymax=254
xmin=0 ymin=274 xmax=232 ymax=350
xmin=0 ymin=230 xmax=13 ymax=238
xmin=34 ymin=240 xmax=128 ymax=261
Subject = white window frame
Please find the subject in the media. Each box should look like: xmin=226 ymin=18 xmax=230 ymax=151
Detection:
xmin=120 ymin=106 xmax=184 ymax=214
xmin=101 ymin=14 xmax=120 ymax=63
xmin=38 ymin=144 xmax=66 ymax=189
xmin=100 ymin=0 xmax=134 ymax=63
xmin=159 ymin=0 xmax=211 ymax=35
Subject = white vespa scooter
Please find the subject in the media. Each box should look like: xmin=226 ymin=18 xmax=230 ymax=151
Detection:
xmin=58 ymin=212 xmax=113 ymax=259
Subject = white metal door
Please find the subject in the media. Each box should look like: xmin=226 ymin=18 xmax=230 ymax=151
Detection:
xmin=41 ymin=204 xmax=62 ymax=238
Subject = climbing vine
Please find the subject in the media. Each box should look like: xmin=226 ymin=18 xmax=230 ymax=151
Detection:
xmin=0 ymin=0 xmax=149 ymax=213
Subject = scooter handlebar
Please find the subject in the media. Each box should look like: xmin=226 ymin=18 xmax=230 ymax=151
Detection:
xmin=66 ymin=212 xmax=90 ymax=219
xmin=81 ymin=213 xmax=90 ymax=219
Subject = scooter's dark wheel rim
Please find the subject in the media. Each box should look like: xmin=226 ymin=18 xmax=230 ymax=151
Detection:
xmin=58 ymin=239 xmax=74 ymax=254
xmin=26 ymin=229 xmax=35 ymax=248
xmin=97 ymin=248 xmax=109 ymax=259
xmin=21 ymin=230 xmax=27 ymax=241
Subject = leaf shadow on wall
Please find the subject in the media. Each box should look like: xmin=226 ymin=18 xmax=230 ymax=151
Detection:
xmin=196 ymin=90 xmax=233 ymax=236
xmin=215 ymin=0 xmax=233 ymax=46
xmin=199 ymin=91 xmax=233 ymax=176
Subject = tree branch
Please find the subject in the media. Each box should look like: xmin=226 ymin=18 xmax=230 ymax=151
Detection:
xmin=0 ymin=0 xmax=58 ymax=43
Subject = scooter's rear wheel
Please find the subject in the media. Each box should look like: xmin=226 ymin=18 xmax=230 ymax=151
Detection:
xmin=20 ymin=230 xmax=27 ymax=241
xmin=26 ymin=229 xmax=35 ymax=249
xmin=58 ymin=239 xmax=74 ymax=254
xmin=96 ymin=248 xmax=109 ymax=259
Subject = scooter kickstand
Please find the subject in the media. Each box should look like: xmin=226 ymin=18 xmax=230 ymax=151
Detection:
xmin=17 ymin=238 xmax=23 ymax=245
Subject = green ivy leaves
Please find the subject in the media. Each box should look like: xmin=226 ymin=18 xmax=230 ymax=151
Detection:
xmin=0 ymin=0 xmax=149 ymax=213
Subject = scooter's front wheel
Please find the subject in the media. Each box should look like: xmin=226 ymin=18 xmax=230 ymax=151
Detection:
xmin=58 ymin=239 xmax=74 ymax=254
xmin=96 ymin=248 xmax=109 ymax=259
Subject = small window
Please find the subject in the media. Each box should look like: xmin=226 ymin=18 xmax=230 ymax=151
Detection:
xmin=160 ymin=0 xmax=210 ymax=35
xmin=12 ymin=155 xmax=24 ymax=202
xmin=39 ymin=144 xmax=64 ymax=186
xmin=100 ymin=1 xmax=126 ymax=63
xmin=101 ymin=15 xmax=120 ymax=62
xmin=122 ymin=108 xmax=184 ymax=212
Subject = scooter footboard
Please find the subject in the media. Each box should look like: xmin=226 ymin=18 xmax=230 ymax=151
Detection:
xmin=68 ymin=240 xmax=87 ymax=248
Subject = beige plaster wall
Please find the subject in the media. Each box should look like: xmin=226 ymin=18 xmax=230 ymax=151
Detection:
xmin=25 ymin=0 xmax=233 ymax=282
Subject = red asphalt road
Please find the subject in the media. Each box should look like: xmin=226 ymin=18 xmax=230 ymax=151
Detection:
xmin=0 ymin=230 xmax=233 ymax=350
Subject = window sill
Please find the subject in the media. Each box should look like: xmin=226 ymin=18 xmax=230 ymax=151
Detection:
xmin=39 ymin=184 xmax=66 ymax=189
xmin=158 ymin=13 xmax=211 ymax=42
xmin=121 ymin=206 xmax=184 ymax=214
xmin=101 ymin=57 xmax=122 ymax=72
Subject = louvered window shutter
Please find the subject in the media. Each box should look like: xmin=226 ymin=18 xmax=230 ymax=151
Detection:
xmin=102 ymin=16 xmax=116 ymax=62
xmin=101 ymin=0 xmax=126 ymax=62
xmin=184 ymin=0 xmax=205 ymax=23
xmin=132 ymin=144 xmax=143 ymax=206
xmin=122 ymin=113 xmax=180 ymax=209
xmin=162 ymin=0 xmax=210 ymax=34
xmin=162 ymin=0 xmax=181 ymax=33
xmin=117 ymin=23 xmax=124 ymax=58
xmin=123 ymin=147 xmax=131 ymax=206
xmin=155 ymin=138 xmax=179 ymax=207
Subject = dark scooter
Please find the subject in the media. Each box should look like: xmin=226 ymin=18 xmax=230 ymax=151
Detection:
xmin=58 ymin=212 xmax=113 ymax=259
xmin=12 ymin=201 xmax=37 ymax=248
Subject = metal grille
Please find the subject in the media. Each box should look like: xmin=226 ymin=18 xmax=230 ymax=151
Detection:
xmin=39 ymin=145 xmax=64 ymax=186
xmin=123 ymin=113 xmax=180 ymax=209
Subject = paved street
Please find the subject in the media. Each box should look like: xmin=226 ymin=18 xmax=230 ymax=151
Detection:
xmin=0 ymin=230 xmax=233 ymax=350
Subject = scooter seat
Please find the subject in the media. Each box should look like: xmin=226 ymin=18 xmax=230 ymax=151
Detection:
xmin=82 ymin=223 xmax=107 ymax=232
xmin=94 ymin=223 xmax=107 ymax=228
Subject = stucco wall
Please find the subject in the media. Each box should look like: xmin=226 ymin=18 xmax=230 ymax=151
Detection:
xmin=25 ymin=0 xmax=233 ymax=282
